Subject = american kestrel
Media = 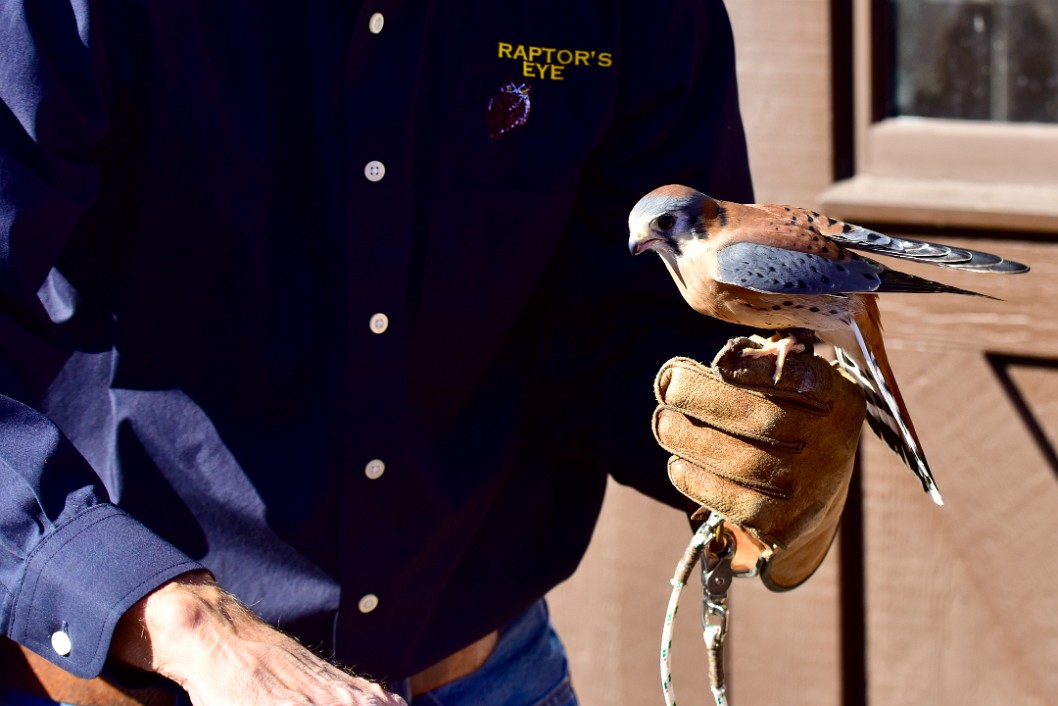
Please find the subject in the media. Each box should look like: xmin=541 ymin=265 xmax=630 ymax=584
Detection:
xmin=628 ymin=184 xmax=1029 ymax=506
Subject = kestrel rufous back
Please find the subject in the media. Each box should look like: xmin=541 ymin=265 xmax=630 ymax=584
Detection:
xmin=628 ymin=184 xmax=1029 ymax=506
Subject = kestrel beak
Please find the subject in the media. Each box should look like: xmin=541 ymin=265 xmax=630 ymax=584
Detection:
xmin=628 ymin=231 xmax=659 ymax=256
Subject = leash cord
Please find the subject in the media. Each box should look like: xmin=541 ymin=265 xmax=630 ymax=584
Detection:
xmin=660 ymin=513 xmax=726 ymax=706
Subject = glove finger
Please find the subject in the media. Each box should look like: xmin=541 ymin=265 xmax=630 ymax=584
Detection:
xmin=656 ymin=410 xmax=799 ymax=499
xmin=669 ymin=456 xmax=784 ymax=522
xmin=654 ymin=357 xmax=807 ymax=450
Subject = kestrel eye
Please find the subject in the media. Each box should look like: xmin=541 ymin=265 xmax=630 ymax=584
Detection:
xmin=655 ymin=214 xmax=677 ymax=231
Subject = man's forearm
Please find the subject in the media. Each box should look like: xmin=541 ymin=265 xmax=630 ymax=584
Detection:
xmin=109 ymin=571 xmax=405 ymax=706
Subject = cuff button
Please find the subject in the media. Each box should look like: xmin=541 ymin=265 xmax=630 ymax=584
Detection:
xmin=51 ymin=630 xmax=72 ymax=656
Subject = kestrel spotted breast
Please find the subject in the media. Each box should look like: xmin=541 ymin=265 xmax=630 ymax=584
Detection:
xmin=628 ymin=184 xmax=1030 ymax=506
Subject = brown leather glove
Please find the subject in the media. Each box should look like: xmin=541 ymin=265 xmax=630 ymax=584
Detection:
xmin=653 ymin=337 xmax=866 ymax=591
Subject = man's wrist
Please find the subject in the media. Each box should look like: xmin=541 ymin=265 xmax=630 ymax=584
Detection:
xmin=108 ymin=570 xmax=224 ymax=682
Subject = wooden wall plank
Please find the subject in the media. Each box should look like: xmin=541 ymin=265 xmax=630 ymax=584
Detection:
xmin=728 ymin=0 xmax=835 ymax=208
xmin=859 ymin=347 xmax=1058 ymax=706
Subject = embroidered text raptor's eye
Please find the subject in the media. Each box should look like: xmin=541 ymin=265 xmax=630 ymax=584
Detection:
xmin=655 ymin=214 xmax=677 ymax=231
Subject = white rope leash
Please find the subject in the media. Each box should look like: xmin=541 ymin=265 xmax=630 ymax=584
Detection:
xmin=660 ymin=514 xmax=724 ymax=706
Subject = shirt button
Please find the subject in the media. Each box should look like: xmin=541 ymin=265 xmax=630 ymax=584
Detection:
xmin=365 ymin=459 xmax=385 ymax=480
xmin=364 ymin=160 xmax=386 ymax=182
xmin=358 ymin=594 xmax=380 ymax=614
xmin=369 ymin=312 xmax=389 ymax=334
xmin=51 ymin=630 xmax=72 ymax=657
xmin=369 ymin=12 xmax=385 ymax=34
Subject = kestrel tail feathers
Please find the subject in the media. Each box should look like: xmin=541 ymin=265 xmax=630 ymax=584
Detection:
xmin=841 ymin=302 xmax=942 ymax=505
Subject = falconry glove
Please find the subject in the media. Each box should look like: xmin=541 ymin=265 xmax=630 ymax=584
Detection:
xmin=652 ymin=337 xmax=866 ymax=591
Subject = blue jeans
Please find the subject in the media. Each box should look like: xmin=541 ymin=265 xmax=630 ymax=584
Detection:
xmin=0 ymin=692 xmax=71 ymax=706
xmin=0 ymin=600 xmax=577 ymax=706
xmin=407 ymin=599 xmax=577 ymax=706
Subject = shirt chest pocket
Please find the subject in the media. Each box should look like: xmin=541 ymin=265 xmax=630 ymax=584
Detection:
xmin=415 ymin=11 xmax=620 ymax=193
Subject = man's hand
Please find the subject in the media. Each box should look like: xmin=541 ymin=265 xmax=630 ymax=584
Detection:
xmin=111 ymin=572 xmax=406 ymax=706
xmin=652 ymin=337 xmax=866 ymax=591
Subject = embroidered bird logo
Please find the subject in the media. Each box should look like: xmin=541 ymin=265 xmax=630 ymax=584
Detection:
xmin=628 ymin=184 xmax=1030 ymax=506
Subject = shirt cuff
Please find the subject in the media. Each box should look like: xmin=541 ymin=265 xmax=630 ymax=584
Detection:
xmin=7 ymin=503 xmax=203 ymax=678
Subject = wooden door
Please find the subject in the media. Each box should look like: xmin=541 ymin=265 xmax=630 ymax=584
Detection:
xmin=852 ymin=234 xmax=1058 ymax=704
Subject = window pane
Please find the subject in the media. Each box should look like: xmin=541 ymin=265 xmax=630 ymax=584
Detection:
xmin=892 ymin=0 xmax=1058 ymax=123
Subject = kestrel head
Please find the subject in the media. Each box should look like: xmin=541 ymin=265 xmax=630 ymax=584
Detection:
xmin=627 ymin=184 xmax=720 ymax=258
xmin=627 ymin=185 xmax=721 ymax=284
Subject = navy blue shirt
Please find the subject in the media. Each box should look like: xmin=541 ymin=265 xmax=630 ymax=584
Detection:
xmin=0 ymin=0 xmax=752 ymax=685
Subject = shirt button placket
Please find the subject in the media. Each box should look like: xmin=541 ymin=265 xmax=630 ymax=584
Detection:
xmin=363 ymin=17 xmax=390 ymax=610
xmin=364 ymin=23 xmax=388 ymax=496
xmin=345 ymin=5 xmax=403 ymax=633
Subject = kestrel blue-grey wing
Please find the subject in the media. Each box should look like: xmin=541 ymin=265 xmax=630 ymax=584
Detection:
xmin=714 ymin=241 xmax=883 ymax=295
xmin=715 ymin=241 xmax=995 ymax=298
